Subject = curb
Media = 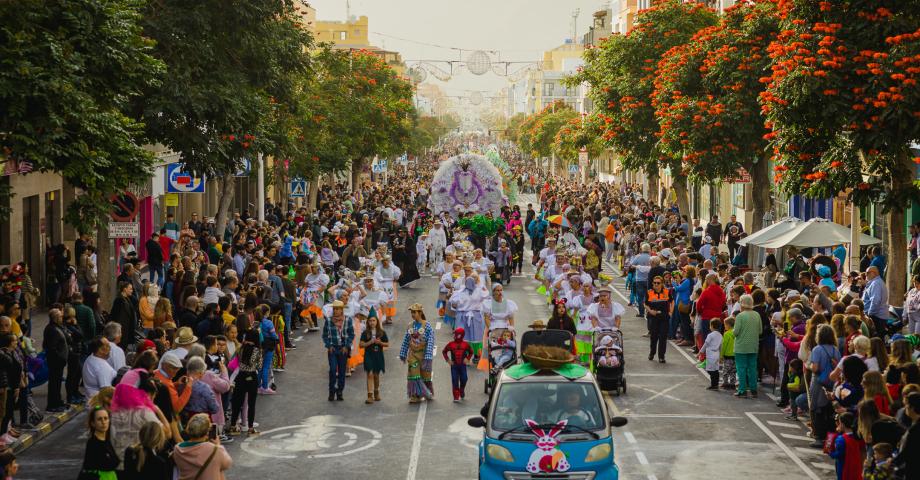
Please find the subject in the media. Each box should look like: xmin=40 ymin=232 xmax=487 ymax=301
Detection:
xmin=12 ymin=404 xmax=85 ymax=454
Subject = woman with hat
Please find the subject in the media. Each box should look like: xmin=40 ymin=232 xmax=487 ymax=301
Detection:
xmin=398 ymin=304 xmax=435 ymax=403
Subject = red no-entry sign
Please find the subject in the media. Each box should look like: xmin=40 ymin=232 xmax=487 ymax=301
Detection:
xmin=110 ymin=191 xmax=139 ymax=222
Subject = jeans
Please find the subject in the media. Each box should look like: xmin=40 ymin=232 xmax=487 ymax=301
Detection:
xmin=328 ymin=350 xmax=348 ymax=394
xmin=669 ymin=309 xmax=681 ymax=339
xmin=450 ymin=364 xmax=468 ymax=397
xmin=148 ymin=263 xmax=165 ymax=287
xmin=735 ymin=353 xmax=758 ymax=394
xmin=260 ymin=350 xmax=274 ymax=389
xmin=634 ymin=281 xmax=648 ymax=316
xmin=281 ymin=302 xmax=293 ymax=346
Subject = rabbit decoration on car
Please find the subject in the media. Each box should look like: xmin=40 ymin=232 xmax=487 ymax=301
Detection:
xmin=524 ymin=419 xmax=570 ymax=474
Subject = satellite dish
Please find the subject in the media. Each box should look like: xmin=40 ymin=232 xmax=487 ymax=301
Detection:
xmin=465 ymin=50 xmax=492 ymax=76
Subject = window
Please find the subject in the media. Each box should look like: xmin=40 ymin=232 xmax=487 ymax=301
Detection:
xmin=491 ymin=382 xmax=605 ymax=433
xmin=638 ymin=0 xmax=650 ymax=10
xmin=338 ymin=31 xmax=347 ymax=40
xmin=543 ymin=82 xmax=555 ymax=97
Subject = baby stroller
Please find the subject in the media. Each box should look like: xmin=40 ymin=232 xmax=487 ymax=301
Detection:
xmin=484 ymin=328 xmax=517 ymax=394
xmin=592 ymin=329 xmax=626 ymax=395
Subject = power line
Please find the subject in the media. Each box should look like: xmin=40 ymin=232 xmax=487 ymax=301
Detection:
xmin=369 ymin=31 xmax=499 ymax=54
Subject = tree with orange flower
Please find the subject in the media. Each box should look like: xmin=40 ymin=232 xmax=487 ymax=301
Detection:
xmin=653 ymin=0 xmax=779 ymax=232
xmin=762 ymin=0 xmax=920 ymax=300
xmin=568 ymin=0 xmax=717 ymax=204
xmin=553 ymin=113 xmax=607 ymax=181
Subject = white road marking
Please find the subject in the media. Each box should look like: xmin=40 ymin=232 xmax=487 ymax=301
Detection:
xmin=634 ymin=378 xmax=695 ymax=406
xmin=635 ymin=451 xmax=649 ymax=465
xmin=746 ymin=412 xmax=822 ymax=480
xmin=240 ymin=421 xmax=382 ymax=459
xmin=528 ymin=298 xmax=546 ymax=306
xmin=629 ymin=384 xmax=703 ymax=408
xmin=780 ymin=432 xmax=816 ymax=442
xmin=626 ymin=414 xmax=742 ymax=419
xmin=767 ymin=420 xmax=802 ymax=429
xmin=765 ymin=392 xmax=779 ymax=401
xmin=795 ymin=447 xmax=825 ymax=456
xmin=436 ymin=322 xmax=442 ymax=330
xmin=668 ymin=340 xmax=711 ymax=380
xmin=647 ymin=475 xmax=659 ymax=480
xmin=294 ymin=336 xmax=303 ymax=342
xmin=406 ymin=401 xmax=428 ymax=480
xmin=624 ymin=431 xmax=637 ymax=444
xmin=810 ymin=462 xmax=835 ymax=471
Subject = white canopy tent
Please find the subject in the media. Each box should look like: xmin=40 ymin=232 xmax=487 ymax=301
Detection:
xmin=753 ymin=217 xmax=881 ymax=249
xmin=737 ymin=217 xmax=802 ymax=247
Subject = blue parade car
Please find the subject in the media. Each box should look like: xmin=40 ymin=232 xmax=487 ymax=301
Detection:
xmin=468 ymin=330 xmax=628 ymax=480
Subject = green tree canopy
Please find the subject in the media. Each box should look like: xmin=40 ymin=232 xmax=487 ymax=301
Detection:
xmin=0 ymin=0 xmax=165 ymax=229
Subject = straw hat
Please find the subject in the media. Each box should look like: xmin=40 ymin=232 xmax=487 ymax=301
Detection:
xmin=331 ymin=300 xmax=345 ymax=309
xmin=408 ymin=303 xmax=424 ymax=312
xmin=528 ymin=319 xmax=546 ymax=330
xmin=174 ymin=327 xmax=198 ymax=346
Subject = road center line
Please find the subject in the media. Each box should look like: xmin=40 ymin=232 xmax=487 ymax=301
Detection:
xmin=405 ymin=402 xmax=428 ymax=480
xmin=745 ymin=412 xmax=821 ymax=480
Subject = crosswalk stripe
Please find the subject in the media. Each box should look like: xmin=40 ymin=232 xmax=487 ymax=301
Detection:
xmin=780 ymin=433 xmax=815 ymax=442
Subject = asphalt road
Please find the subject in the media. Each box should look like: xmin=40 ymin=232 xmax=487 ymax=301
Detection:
xmin=17 ymin=194 xmax=834 ymax=480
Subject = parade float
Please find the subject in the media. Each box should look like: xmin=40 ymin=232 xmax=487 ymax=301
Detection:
xmin=428 ymin=153 xmax=508 ymax=218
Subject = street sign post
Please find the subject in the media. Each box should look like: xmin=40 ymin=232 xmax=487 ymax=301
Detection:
xmin=578 ymin=149 xmax=589 ymax=166
xmin=166 ymin=163 xmax=205 ymax=193
xmin=290 ymin=179 xmax=307 ymax=198
xmin=568 ymin=164 xmax=579 ymax=174
xmin=108 ymin=222 xmax=139 ymax=239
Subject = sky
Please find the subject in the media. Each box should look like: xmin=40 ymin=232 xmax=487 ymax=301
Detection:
xmin=308 ymin=0 xmax=609 ymax=102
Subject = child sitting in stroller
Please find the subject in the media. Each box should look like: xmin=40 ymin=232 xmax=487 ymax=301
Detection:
xmin=595 ymin=335 xmax=622 ymax=368
xmin=490 ymin=330 xmax=517 ymax=367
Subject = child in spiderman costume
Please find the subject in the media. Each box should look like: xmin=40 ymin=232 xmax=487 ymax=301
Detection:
xmin=442 ymin=327 xmax=473 ymax=402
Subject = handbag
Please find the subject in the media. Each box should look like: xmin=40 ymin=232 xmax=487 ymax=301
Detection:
xmin=677 ymin=301 xmax=691 ymax=315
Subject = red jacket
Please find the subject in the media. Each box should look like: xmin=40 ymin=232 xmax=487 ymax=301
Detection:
xmin=696 ymin=284 xmax=726 ymax=320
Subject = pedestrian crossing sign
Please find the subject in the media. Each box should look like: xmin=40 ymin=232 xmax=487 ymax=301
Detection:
xmin=291 ymin=180 xmax=307 ymax=198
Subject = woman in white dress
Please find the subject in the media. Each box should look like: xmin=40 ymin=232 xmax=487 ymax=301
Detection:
xmin=585 ymin=286 xmax=625 ymax=331
xmin=450 ymin=276 xmax=488 ymax=360
xmin=482 ymin=284 xmax=518 ymax=331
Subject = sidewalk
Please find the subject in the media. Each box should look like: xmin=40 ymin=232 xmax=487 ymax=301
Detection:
xmin=9 ymin=309 xmax=85 ymax=454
